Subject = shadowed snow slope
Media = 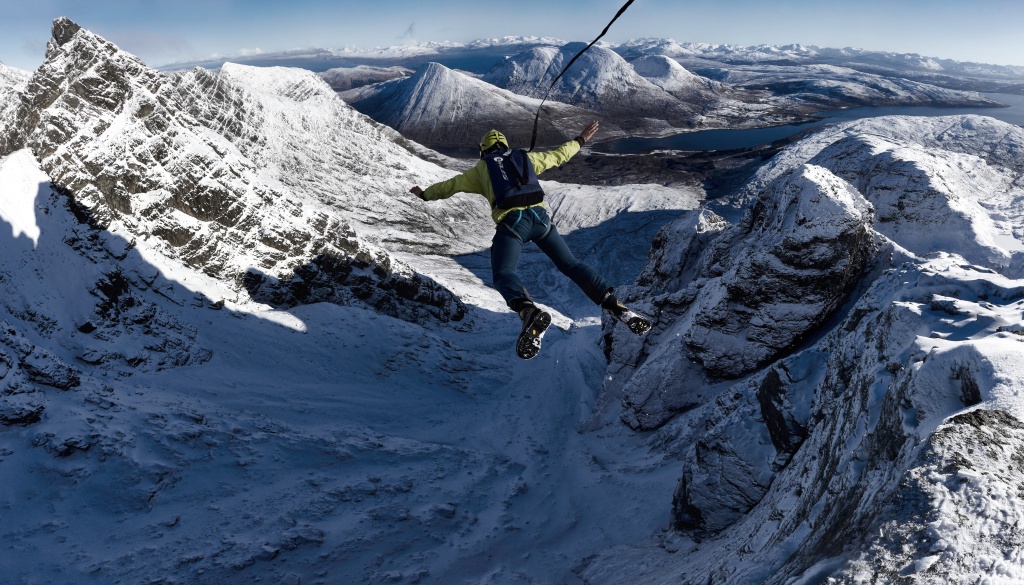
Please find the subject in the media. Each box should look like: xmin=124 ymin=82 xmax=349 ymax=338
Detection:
xmin=586 ymin=114 xmax=1024 ymax=584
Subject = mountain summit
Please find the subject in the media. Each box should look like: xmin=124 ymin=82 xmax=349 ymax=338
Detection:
xmin=348 ymin=61 xmax=609 ymax=149
xmin=483 ymin=42 xmax=700 ymax=129
xmin=2 ymin=17 xmax=470 ymax=324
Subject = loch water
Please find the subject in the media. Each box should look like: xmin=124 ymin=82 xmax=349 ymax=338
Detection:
xmin=594 ymin=93 xmax=1024 ymax=154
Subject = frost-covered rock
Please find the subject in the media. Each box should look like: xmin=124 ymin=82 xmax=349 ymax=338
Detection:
xmin=587 ymin=115 xmax=1024 ymax=584
xmin=608 ymin=162 xmax=875 ymax=430
xmin=0 ymin=61 xmax=30 ymax=133
xmin=1 ymin=321 xmax=81 ymax=390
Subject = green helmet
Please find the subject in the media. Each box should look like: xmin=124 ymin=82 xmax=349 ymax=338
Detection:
xmin=479 ymin=129 xmax=508 ymax=156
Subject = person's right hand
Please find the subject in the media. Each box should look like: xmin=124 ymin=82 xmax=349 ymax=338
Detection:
xmin=410 ymin=186 xmax=424 ymax=199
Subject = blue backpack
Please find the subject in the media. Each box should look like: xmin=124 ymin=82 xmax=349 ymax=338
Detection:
xmin=483 ymin=149 xmax=545 ymax=210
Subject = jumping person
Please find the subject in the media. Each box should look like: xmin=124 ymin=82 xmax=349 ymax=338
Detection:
xmin=410 ymin=121 xmax=650 ymax=360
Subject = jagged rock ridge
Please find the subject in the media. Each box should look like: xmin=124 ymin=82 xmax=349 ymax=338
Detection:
xmin=1 ymin=17 xmax=472 ymax=324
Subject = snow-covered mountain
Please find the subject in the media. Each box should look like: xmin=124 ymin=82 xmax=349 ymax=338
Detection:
xmin=483 ymin=43 xmax=700 ymax=129
xmin=340 ymin=39 xmax=1004 ymax=149
xmin=345 ymin=61 xmax=619 ymax=149
xmin=629 ymin=54 xmax=724 ymax=99
xmin=587 ymin=114 xmax=1024 ymax=583
xmin=4 ymin=17 xmax=1024 ymax=585
xmin=1 ymin=18 xmax=481 ymax=325
xmin=163 ymin=36 xmax=1016 ymax=150
xmin=702 ymin=63 xmax=999 ymax=109
xmin=0 ymin=18 xmax=705 ymax=584
xmin=615 ymin=38 xmax=1024 ymax=92
xmin=616 ymin=38 xmax=1024 ymax=77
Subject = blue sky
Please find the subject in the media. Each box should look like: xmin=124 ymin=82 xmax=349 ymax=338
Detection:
xmin=1 ymin=0 xmax=1023 ymax=71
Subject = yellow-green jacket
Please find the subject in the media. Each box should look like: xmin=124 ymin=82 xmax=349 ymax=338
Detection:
xmin=421 ymin=139 xmax=583 ymax=223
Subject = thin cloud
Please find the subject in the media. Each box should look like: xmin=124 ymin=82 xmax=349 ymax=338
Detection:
xmin=399 ymin=22 xmax=416 ymax=40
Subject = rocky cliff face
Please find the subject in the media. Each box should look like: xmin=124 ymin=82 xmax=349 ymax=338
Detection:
xmin=586 ymin=114 xmax=1024 ymax=583
xmin=606 ymin=161 xmax=875 ymax=431
xmin=1 ymin=18 xmax=473 ymax=324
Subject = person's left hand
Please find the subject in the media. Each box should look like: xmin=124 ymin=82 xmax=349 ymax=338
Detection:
xmin=410 ymin=186 xmax=424 ymax=199
xmin=579 ymin=120 xmax=599 ymax=143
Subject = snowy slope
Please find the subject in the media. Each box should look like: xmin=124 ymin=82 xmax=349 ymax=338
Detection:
xmin=0 ymin=117 xmax=702 ymax=585
xmin=629 ymin=54 xmax=723 ymax=99
xmin=5 ymin=16 xmax=1024 ymax=585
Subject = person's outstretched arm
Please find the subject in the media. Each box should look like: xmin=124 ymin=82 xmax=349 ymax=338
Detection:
xmin=409 ymin=166 xmax=484 ymax=201
xmin=530 ymin=120 xmax=600 ymax=175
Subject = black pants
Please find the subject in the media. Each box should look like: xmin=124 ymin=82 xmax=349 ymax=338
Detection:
xmin=490 ymin=206 xmax=611 ymax=309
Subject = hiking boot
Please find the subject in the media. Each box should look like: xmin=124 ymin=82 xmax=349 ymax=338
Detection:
xmin=516 ymin=303 xmax=551 ymax=360
xmin=601 ymin=295 xmax=652 ymax=336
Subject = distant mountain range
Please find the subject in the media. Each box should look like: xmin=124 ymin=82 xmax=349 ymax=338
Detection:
xmin=317 ymin=39 xmax=1004 ymax=149
xmin=159 ymin=37 xmax=1024 ymax=83
xmin=149 ymin=36 xmax=1022 ymax=151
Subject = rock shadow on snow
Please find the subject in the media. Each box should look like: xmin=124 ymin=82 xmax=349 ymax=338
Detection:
xmin=0 ymin=178 xmax=244 ymax=427
xmin=240 ymin=252 xmax=467 ymax=325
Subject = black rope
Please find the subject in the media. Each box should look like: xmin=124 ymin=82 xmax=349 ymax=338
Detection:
xmin=527 ymin=0 xmax=636 ymax=151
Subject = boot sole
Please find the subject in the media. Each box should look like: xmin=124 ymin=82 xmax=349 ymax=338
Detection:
xmin=516 ymin=311 xmax=551 ymax=360
xmin=619 ymin=311 xmax=652 ymax=336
